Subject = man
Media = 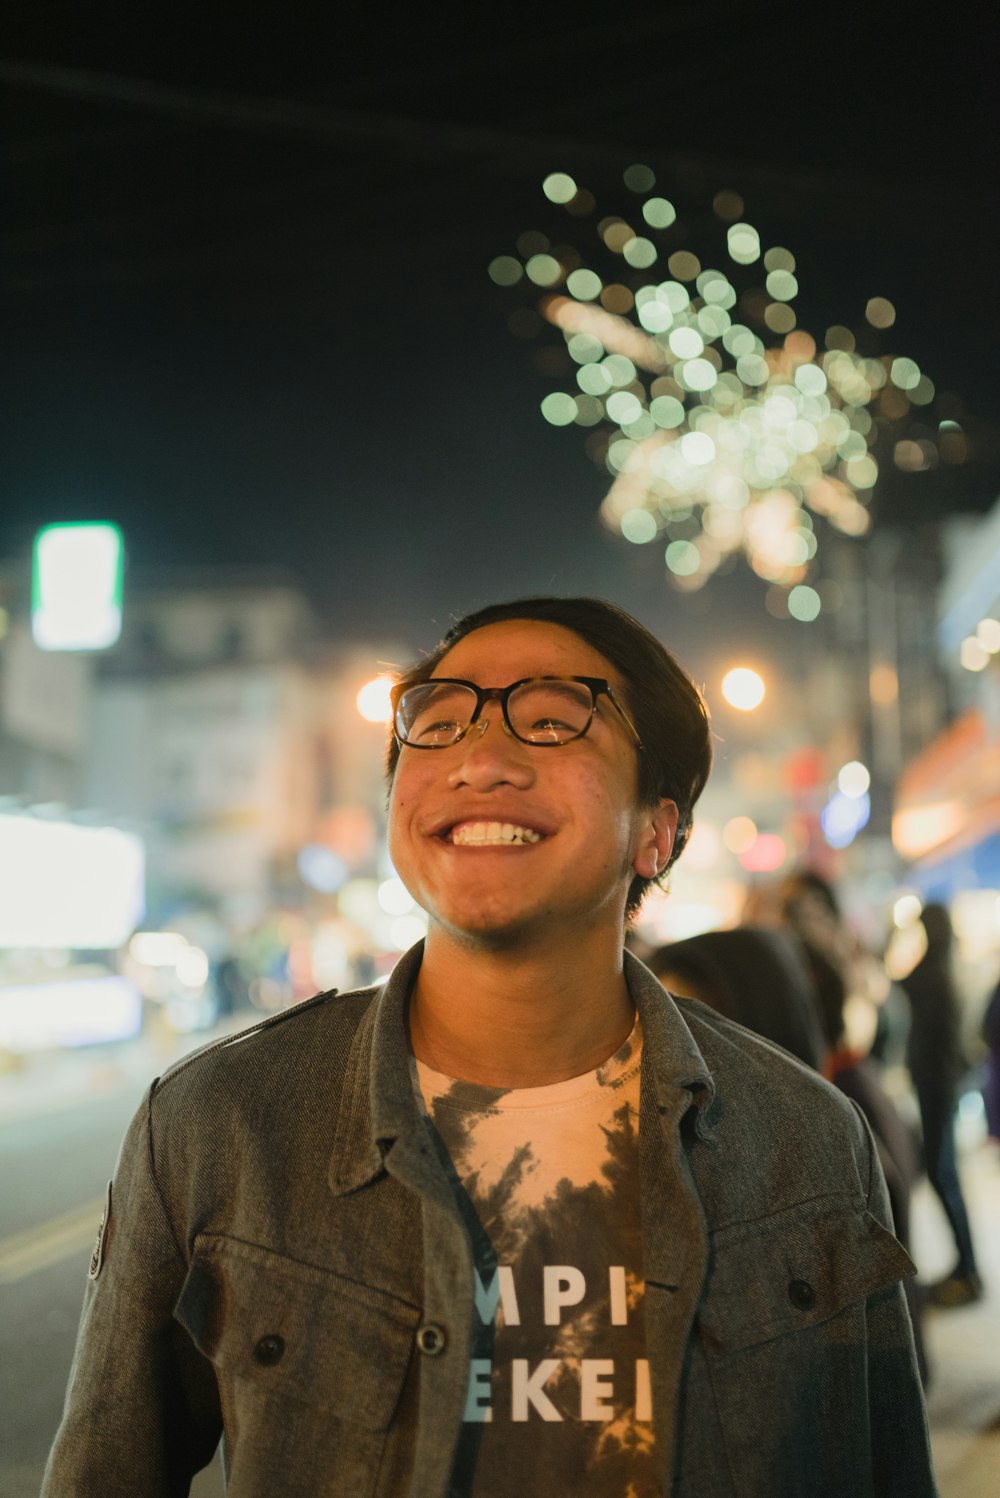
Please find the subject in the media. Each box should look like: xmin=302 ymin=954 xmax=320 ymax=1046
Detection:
xmin=45 ymin=596 xmax=936 ymax=1497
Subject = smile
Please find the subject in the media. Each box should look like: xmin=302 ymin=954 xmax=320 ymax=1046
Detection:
xmin=449 ymin=821 xmax=544 ymax=846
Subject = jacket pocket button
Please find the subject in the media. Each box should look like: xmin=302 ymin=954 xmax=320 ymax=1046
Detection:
xmin=254 ymin=1334 xmax=286 ymax=1366
xmin=788 ymin=1279 xmax=816 ymax=1311
xmin=416 ymin=1323 xmax=447 ymax=1356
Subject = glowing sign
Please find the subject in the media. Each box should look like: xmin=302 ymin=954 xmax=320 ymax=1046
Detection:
xmin=0 ymin=815 xmax=144 ymax=949
xmin=32 ymin=522 xmax=124 ymax=651
xmin=0 ymin=975 xmax=141 ymax=1052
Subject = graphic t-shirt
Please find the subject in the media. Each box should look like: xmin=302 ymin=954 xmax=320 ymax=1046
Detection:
xmin=413 ymin=1018 xmax=656 ymax=1497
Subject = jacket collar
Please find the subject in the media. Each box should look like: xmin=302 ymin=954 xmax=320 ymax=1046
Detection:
xmin=328 ymin=942 xmax=425 ymax=1196
xmin=329 ymin=941 xmax=717 ymax=1197
xmin=623 ymin=947 xmax=716 ymax=1141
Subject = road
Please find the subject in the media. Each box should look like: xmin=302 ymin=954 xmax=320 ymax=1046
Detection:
xmin=0 ymin=1042 xmax=227 ymax=1498
xmin=2 ymin=1040 xmax=997 ymax=1497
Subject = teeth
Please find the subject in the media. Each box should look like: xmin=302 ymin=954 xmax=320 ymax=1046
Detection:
xmin=450 ymin=821 xmax=543 ymax=846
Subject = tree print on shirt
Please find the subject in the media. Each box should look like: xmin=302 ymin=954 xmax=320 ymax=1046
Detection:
xmin=417 ymin=1033 xmax=658 ymax=1498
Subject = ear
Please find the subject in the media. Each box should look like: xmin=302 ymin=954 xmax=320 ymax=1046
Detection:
xmin=632 ymin=799 xmax=679 ymax=879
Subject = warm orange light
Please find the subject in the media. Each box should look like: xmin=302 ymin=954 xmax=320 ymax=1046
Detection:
xmin=892 ymin=802 xmax=965 ymax=860
xmin=356 ymin=676 xmax=395 ymax=724
xmin=721 ymin=668 xmax=766 ymax=711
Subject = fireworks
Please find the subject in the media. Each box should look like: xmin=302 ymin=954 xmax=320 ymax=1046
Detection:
xmin=491 ymin=169 xmax=957 ymax=617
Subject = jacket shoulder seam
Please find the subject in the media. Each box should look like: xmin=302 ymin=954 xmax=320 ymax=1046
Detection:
xmin=151 ymin=986 xmax=376 ymax=1094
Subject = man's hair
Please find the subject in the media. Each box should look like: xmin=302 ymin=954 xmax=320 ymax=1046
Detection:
xmin=385 ymin=596 xmax=712 ymax=916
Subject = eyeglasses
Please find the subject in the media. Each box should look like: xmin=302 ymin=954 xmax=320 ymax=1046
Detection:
xmin=391 ymin=676 xmax=643 ymax=749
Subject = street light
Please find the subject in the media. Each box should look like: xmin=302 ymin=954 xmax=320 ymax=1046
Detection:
xmin=721 ymin=667 xmax=766 ymax=711
xmin=356 ymin=675 xmax=394 ymax=724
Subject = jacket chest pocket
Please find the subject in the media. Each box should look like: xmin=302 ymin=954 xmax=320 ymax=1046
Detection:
xmin=175 ymin=1234 xmax=421 ymax=1496
xmin=700 ymin=1195 xmax=913 ymax=1355
xmin=693 ymin=1198 xmax=916 ymax=1497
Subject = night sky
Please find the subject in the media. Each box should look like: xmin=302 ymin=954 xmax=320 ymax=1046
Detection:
xmin=2 ymin=4 xmax=996 ymax=663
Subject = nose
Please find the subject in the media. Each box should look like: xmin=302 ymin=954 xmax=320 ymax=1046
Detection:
xmin=446 ymin=707 xmax=536 ymax=790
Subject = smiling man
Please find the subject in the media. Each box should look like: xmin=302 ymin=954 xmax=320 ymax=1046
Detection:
xmin=45 ymin=597 xmax=936 ymax=1497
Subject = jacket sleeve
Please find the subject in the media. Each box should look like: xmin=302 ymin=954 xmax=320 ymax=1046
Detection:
xmin=856 ymin=1103 xmax=939 ymax=1497
xmin=41 ymin=1087 xmax=221 ymax=1497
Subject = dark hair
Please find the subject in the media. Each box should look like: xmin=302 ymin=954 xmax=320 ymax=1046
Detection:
xmin=647 ymin=927 xmax=827 ymax=1070
xmin=780 ymin=869 xmax=843 ymax=922
xmin=385 ymin=596 xmax=712 ymax=916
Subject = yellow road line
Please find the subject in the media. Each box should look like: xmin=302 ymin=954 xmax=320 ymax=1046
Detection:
xmin=0 ymin=1198 xmax=103 ymax=1283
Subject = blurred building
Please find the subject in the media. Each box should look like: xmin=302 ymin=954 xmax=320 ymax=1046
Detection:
xmin=86 ymin=570 xmax=402 ymax=924
xmin=0 ymin=558 xmax=412 ymax=1051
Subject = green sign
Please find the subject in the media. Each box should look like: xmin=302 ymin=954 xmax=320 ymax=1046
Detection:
xmin=31 ymin=522 xmax=124 ymax=651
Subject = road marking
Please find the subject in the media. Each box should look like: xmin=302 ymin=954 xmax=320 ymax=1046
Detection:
xmin=0 ymin=1198 xmax=103 ymax=1283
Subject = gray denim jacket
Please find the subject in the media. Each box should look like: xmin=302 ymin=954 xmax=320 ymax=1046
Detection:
xmin=43 ymin=946 xmax=937 ymax=1497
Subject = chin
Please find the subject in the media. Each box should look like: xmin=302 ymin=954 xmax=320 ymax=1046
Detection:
xmin=433 ymin=906 xmax=542 ymax=952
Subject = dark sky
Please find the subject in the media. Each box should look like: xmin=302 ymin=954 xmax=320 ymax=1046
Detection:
xmin=1 ymin=3 xmax=996 ymax=660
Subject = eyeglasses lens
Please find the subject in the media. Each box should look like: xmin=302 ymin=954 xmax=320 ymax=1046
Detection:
xmin=508 ymin=680 xmax=594 ymax=743
xmin=397 ymin=679 xmax=596 ymax=746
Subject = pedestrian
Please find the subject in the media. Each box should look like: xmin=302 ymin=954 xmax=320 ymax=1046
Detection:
xmin=901 ymin=901 xmax=983 ymax=1307
xmin=44 ymin=596 xmax=936 ymax=1496
xmin=982 ymin=974 xmax=1000 ymax=1144
xmin=645 ymin=925 xmax=828 ymax=1070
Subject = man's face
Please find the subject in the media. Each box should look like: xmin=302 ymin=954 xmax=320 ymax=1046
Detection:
xmin=388 ymin=619 xmax=677 ymax=948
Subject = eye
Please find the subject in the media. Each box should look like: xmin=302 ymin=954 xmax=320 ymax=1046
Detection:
xmin=510 ymin=680 xmax=594 ymax=741
xmin=529 ymin=714 xmax=575 ymax=732
xmin=412 ymin=717 xmax=464 ymax=744
xmin=400 ymin=683 xmax=476 ymax=744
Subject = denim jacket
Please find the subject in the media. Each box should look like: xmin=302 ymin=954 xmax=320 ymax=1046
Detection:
xmin=43 ymin=945 xmax=937 ymax=1497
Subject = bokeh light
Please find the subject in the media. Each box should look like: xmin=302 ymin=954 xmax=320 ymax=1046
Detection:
xmin=838 ymin=760 xmax=871 ymax=798
xmin=976 ymin=617 xmax=1000 ymax=652
xmin=721 ymin=667 xmax=766 ymax=710
xmin=723 ymin=816 xmax=758 ymax=854
xmin=356 ymin=676 xmax=394 ymax=723
xmin=492 ymin=173 xmax=954 ymax=609
xmin=624 ymin=163 xmax=656 ymax=192
xmin=543 ymin=172 xmax=578 ymax=204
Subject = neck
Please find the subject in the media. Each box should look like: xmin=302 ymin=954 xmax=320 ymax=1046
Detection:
xmin=408 ymin=922 xmax=634 ymax=1088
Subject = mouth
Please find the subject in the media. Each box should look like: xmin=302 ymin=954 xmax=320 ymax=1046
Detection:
xmin=445 ymin=820 xmax=546 ymax=847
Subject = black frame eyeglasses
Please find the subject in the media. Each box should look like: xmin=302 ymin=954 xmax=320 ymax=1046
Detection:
xmin=391 ymin=675 xmax=643 ymax=750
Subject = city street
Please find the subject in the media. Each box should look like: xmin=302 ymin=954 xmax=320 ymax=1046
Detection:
xmin=2 ymin=1036 xmax=997 ymax=1498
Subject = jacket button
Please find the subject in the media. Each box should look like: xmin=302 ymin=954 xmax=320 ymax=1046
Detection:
xmin=416 ymin=1323 xmax=447 ymax=1356
xmin=254 ymin=1334 xmax=285 ymax=1366
xmin=788 ymin=1279 xmax=816 ymax=1311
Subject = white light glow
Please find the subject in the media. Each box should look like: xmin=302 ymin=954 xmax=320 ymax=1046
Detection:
xmin=378 ymin=877 xmax=415 ymax=915
xmin=0 ymin=975 xmax=141 ymax=1052
xmin=960 ymin=637 xmax=990 ymax=672
xmin=976 ymin=617 xmax=1000 ymax=653
xmin=176 ymin=945 xmax=210 ymax=989
xmin=0 ymin=816 xmax=144 ymax=950
xmin=389 ymin=913 xmax=428 ymax=951
xmin=32 ymin=523 xmax=123 ymax=651
xmin=721 ymin=668 xmax=765 ymax=711
xmin=837 ymin=761 xmax=871 ymax=798
xmin=129 ymin=931 xmax=188 ymax=967
xmin=356 ymin=676 xmax=395 ymax=723
xmin=893 ymin=894 xmax=923 ymax=928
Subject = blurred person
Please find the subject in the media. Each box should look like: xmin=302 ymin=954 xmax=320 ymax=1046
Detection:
xmin=901 ymin=902 xmax=982 ymax=1306
xmin=749 ymin=867 xmax=910 ymax=1072
xmin=983 ymin=973 xmax=1000 ymax=1144
xmin=646 ymin=925 xmax=827 ymax=1070
xmin=44 ymin=597 xmax=936 ymax=1497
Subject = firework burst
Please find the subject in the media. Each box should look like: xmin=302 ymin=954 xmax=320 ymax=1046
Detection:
xmin=491 ymin=168 xmax=958 ymax=621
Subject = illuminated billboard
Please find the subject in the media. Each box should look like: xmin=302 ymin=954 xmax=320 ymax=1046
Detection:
xmin=31 ymin=522 xmax=124 ymax=651
xmin=0 ymin=815 xmax=145 ymax=949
